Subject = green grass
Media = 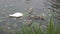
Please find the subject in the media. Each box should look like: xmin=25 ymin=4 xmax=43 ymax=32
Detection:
xmin=20 ymin=26 xmax=43 ymax=34
xmin=0 ymin=16 xmax=59 ymax=34
xmin=46 ymin=16 xmax=58 ymax=34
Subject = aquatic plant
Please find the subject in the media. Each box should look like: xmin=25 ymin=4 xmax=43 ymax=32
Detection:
xmin=15 ymin=16 xmax=58 ymax=34
xmin=46 ymin=16 xmax=58 ymax=34
xmin=0 ymin=15 xmax=59 ymax=34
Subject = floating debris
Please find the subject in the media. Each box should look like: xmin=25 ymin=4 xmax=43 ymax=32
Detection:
xmin=9 ymin=12 xmax=23 ymax=18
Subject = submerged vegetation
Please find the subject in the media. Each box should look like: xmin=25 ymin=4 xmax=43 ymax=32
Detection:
xmin=0 ymin=16 xmax=59 ymax=34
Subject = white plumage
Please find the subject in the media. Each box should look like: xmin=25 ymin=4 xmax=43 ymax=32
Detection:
xmin=9 ymin=12 xmax=23 ymax=18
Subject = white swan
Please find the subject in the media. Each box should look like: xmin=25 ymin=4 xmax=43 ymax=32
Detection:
xmin=9 ymin=12 xmax=23 ymax=18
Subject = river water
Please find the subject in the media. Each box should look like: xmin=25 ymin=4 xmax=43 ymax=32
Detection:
xmin=0 ymin=0 xmax=59 ymax=33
